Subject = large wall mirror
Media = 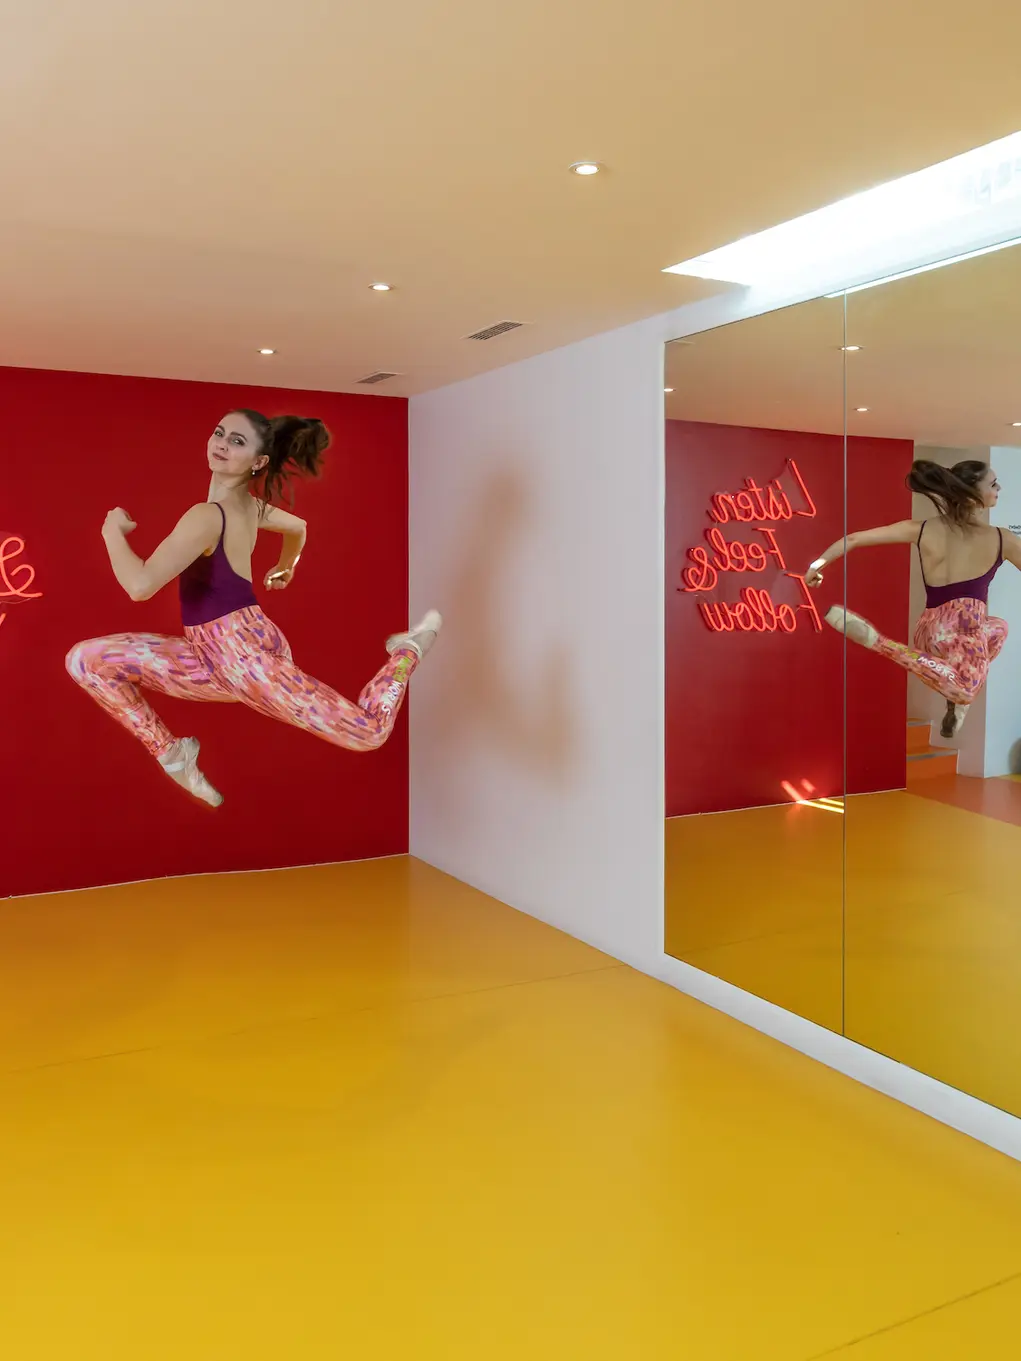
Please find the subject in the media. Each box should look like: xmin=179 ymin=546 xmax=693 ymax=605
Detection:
xmin=664 ymin=238 xmax=1021 ymax=1119
xmin=664 ymin=297 xmax=849 ymax=1033
xmin=843 ymin=243 xmax=1021 ymax=1115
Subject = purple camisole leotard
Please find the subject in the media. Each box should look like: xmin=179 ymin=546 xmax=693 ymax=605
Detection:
xmin=179 ymin=503 xmax=258 ymax=627
xmin=917 ymin=520 xmax=1003 ymax=610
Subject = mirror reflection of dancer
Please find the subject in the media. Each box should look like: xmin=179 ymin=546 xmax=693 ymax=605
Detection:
xmin=805 ymin=459 xmax=1021 ymax=739
xmin=67 ymin=411 xmax=441 ymax=807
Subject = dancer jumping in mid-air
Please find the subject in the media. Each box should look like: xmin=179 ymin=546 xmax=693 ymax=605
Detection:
xmin=805 ymin=459 xmax=1021 ymax=738
xmin=67 ymin=410 xmax=440 ymax=806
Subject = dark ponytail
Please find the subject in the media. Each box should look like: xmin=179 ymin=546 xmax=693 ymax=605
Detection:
xmin=906 ymin=458 xmax=987 ymax=527
xmin=232 ymin=409 xmax=330 ymax=510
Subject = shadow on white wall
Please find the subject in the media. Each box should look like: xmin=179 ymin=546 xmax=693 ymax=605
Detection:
xmin=424 ymin=466 xmax=578 ymax=786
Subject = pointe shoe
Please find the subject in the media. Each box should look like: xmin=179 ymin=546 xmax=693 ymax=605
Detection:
xmin=940 ymin=701 xmax=969 ymax=739
xmin=386 ymin=609 xmax=442 ymax=660
xmin=158 ymin=737 xmax=223 ymax=808
xmin=825 ymin=605 xmax=879 ymax=650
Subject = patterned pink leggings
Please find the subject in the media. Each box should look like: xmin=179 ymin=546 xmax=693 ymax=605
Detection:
xmin=66 ymin=606 xmax=418 ymax=758
xmin=870 ymin=597 xmax=1007 ymax=705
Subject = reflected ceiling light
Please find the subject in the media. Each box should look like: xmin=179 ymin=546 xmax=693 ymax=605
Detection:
xmin=663 ymin=130 xmax=1021 ymax=287
xmin=828 ymin=234 xmax=1021 ymax=297
xmin=569 ymin=161 xmax=602 ymax=176
xmin=258 ymin=348 xmax=276 ymax=355
xmin=370 ymin=282 xmax=392 ymax=292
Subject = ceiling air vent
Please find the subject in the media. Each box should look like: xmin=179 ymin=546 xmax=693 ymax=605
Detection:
xmin=464 ymin=320 xmax=526 ymax=341
xmin=356 ymin=370 xmax=400 ymax=385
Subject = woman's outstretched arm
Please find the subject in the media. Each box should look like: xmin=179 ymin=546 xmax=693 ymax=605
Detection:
xmin=102 ymin=504 xmax=221 ymax=601
xmin=1001 ymin=528 xmax=1021 ymax=573
xmin=804 ymin=520 xmax=921 ymax=587
xmin=258 ymin=503 xmax=307 ymax=590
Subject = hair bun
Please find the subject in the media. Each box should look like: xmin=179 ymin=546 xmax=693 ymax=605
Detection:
xmin=906 ymin=457 xmax=987 ymax=526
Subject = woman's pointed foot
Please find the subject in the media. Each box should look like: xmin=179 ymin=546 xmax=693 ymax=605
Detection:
xmin=386 ymin=609 xmax=442 ymax=660
xmin=158 ymin=737 xmax=223 ymax=807
xmin=824 ymin=605 xmax=879 ymax=649
xmin=940 ymin=700 xmax=969 ymax=739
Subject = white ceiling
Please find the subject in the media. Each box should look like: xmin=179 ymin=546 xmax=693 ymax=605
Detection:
xmin=665 ymin=242 xmax=1021 ymax=451
xmin=4 ymin=0 xmax=1021 ymax=396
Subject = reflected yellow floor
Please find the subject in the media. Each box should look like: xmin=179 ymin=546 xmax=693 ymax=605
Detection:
xmin=667 ymin=788 xmax=1021 ymax=1117
xmin=845 ymin=789 xmax=1021 ymax=1116
xmin=6 ymin=857 xmax=1021 ymax=1358
xmin=665 ymin=806 xmax=844 ymax=1032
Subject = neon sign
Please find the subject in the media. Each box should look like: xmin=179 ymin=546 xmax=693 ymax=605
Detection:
xmin=680 ymin=459 xmax=822 ymax=633
xmin=0 ymin=535 xmax=43 ymax=633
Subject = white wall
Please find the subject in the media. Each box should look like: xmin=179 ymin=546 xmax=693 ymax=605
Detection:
xmin=408 ymin=320 xmax=667 ymax=966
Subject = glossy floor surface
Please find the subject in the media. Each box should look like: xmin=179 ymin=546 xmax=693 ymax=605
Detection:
xmin=666 ymin=775 xmax=1021 ymax=1116
xmin=665 ymin=803 xmax=844 ymax=1032
xmin=6 ymin=856 xmax=1021 ymax=1358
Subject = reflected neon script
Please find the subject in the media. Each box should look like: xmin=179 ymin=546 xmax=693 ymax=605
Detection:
xmin=680 ymin=459 xmax=823 ymax=633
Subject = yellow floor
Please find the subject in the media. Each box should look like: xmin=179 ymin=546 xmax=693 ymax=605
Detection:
xmin=5 ymin=858 xmax=1021 ymax=1358
xmin=667 ymin=788 xmax=1021 ymax=1117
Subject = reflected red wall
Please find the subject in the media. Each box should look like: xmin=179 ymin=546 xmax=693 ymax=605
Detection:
xmin=666 ymin=420 xmax=913 ymax=817
xmin=2 ymin=366 xmax=407 ymax=897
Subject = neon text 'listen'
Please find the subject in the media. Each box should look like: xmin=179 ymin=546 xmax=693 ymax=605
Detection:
xmin=681 ymin=460 xmax=821 ymax=633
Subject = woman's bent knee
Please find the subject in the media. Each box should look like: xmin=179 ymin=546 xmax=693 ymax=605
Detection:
xmin=65 ymin=639 xmax=102 ymax=683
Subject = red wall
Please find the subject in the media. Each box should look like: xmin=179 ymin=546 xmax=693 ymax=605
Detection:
xmin=2 ymin=367 xmax=408 ymax=897
xmin=666 ymin=420 xmax=913 ymax=817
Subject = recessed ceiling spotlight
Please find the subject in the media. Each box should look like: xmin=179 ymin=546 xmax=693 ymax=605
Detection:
xmin=842 ymin=345 xmax=862 ymax=352
xmin=258 ymin=348 xmax=276 ymax=355
xmin=1012 ymin=421 xmax=1021 ymax=427
xmin=569 ymin=161 xmax=602 ymax=176
xmin=664 ymin=387 xmax=674 ymax=393
xmin=856 ymin=406 xmax=869 ymax=412
xmin=370 ymin=282 xmax=392 ymax=292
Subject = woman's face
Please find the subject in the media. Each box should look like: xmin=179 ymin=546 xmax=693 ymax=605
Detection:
xmin=980 ymin=467 xmax=1001 ymax=509
xmin=207 ymin=413 xmax=267 ymax=480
